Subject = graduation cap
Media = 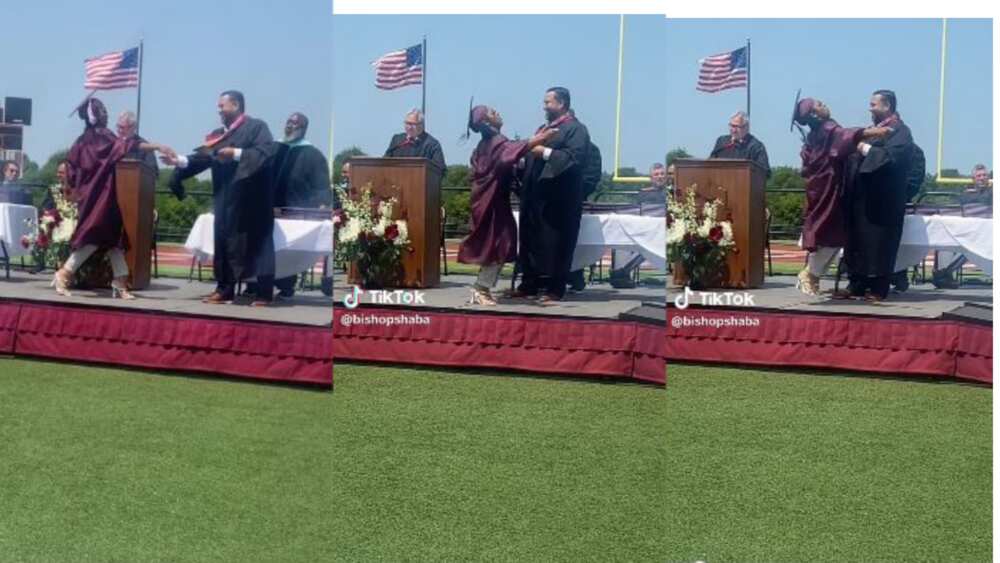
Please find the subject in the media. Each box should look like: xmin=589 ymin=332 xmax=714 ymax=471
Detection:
xmin=68 ymin=91 xmax=95 ymax=118
xmin=790 ymin=88 xmax=807 ymax=142
xmin=460 ymin=95 xmax=474 ymax=143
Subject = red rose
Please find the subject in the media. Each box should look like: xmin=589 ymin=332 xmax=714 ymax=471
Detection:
xmin=36 ymin=232 xmax=50 ymax=248
xmin=709 ymin=226 xmax=723 ymax=242
xmin=385 ymin=223 xmax=399 ymax=241
xmin=20 ymin=235 xmax=30 ymax=249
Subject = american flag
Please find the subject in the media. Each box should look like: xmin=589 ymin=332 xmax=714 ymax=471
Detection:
xmin=372 ymin=44 xmax=423 ymax=90
xmin=84 ymin=47 xmax=140 ymax=90
xmin=696 ymin=46 xmax=748 ymax=93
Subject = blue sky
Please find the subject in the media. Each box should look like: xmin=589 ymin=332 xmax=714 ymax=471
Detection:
xmin=5 ymin=10 xmax=990 ymax=177
xmin=663 ymin=19 xmax=993 ymax=174
xmin=3 ymin=0 xmax=332 ymax=168
xmin=332 ymin=15 xmax=667 ymax=174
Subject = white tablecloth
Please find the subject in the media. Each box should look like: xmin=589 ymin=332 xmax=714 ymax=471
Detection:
xmin=514 ymin=212 xmax=666 ymax=272
xmin=0 ymin=203 xmax=38 ymax=259
xmin=184 ymin=214 xmax=334 ymax=278
xmin=895 ymin=214 xmax=993 ymax=275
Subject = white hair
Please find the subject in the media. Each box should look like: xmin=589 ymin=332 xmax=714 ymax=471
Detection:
xmin=730 ymin=111 xmax=749 ymax=126
xmin=118 ymin=110 xmax=137 ymax=126
xmin=406 ymin=109 xmax=424 ymax=123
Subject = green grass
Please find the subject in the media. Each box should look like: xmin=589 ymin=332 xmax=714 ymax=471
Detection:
xmin=2 ymin=359 xmax=990 ymax=561
xmin=664 ymin=364 xmax=992 ymax=562
xmin=0 ymin=359 xmax=666 ymax=562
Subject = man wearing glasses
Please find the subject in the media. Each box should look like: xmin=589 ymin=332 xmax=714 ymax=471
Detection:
xmin=709 ymin=110 xmax=771 ymax=178
xmin=385 ymin=109 xmax=446 ymax=179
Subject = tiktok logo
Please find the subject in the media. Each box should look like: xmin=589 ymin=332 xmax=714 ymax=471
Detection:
xmin=673 ymin=286 xmax=693 ymax=310
xmin=343 ymin=285 xmax=362 ymax=309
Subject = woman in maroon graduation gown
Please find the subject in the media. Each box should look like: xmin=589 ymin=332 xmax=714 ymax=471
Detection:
xmin=457 ymin=105 xmax=556 ymax=305
xmin=53 ymin=98 xmax=172 ymax=298
xmin=794 ymin=97 xmax=888 ymax=296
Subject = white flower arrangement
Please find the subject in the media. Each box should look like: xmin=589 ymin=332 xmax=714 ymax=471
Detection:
xmin=667 ymin=185 xmax=736 ymax=288
xmin=333 ymin=183 xmax=412 ymax=287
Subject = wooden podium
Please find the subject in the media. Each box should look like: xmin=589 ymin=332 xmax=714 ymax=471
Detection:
xmin=115 ymin=159 xmax=156 ymax=289
xmin=348 ymin=157 xmax=441 ymax=288
xmin=673 ymin=158 xmax=767 ymax=289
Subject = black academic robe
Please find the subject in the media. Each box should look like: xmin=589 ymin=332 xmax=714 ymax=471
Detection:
xmin=125 ymin=135 xmax=160 ymax=178
xmin=272 ymin=142 xmax=332 ymax=209
xmin=170 ymin=116 xmax=274 ymax=288
xmin=710 ymin=134 xmax=771 ymax=178
xmin=517 ymin=118 xmax=591 ymax=292
xmin=843 ymin=120 xmax=914 ymax=278
xmin=385 ymin=132 xmax=446 ymax=178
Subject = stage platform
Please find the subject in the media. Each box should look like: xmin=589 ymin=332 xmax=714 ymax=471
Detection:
xmin=332 ymin=274 xmax=666 ymax=385
xmin=666 ymin=275 xmax=992 ymax=384
xmin=667 ymin=275 xmax=992 ymax=320
xmin=334 ymin=274 xmax=665 ymax=319
xmin=1 ymin=270 xmax=332 ymax=326
xmin=1 ymin=270 xmax=333 ymax=386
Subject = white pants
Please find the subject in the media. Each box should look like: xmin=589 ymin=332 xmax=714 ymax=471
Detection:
xmin=64 ymin=244 xmax=129 ymax=278
xmin=474 ymin=263 xmax=502 ymax=290
xmin=806 ymin=246 xmax=840 ymax=277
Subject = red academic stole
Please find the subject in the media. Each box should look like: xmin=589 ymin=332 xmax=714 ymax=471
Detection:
xmin=199 ymin=114 xmax=248 ymax=152
xmin=875 ymin=113 xmax=900 ymax=129
xmin=536 ymin=112 xmax=575 ymax=134
xmin=723 ymin=135 xmax=747 ymax=150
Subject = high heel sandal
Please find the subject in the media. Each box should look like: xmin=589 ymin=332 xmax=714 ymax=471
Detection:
xmin=795 ymin=269 xmax=820 ymax=296
xmin=51 ymin=269 xmax=72 ymax=297
xmin=111 ymin=280 xmax=136 ymax=300
xmin=469 ymin=287 xmax=497 ymax=306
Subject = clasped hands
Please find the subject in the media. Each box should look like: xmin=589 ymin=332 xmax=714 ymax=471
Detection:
xmin=158 ymin=147 xmax=238 ymax=165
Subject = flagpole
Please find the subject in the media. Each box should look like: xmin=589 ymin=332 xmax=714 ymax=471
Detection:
xmin=421 ymin=36 xmax=427 ymax=120
xmin=136 ymin=40 xmax=144 ymax=135
xmin=745 ymin=38 xmax=751 ymax=117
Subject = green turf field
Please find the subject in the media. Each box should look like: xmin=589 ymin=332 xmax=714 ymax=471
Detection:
xmin=0 ymin=359 xmax=665 ymax=562
xmin=664 ymin=364 xmax=992 ymax=561
xmin=1 ymin=359 xmax=990 ymax=561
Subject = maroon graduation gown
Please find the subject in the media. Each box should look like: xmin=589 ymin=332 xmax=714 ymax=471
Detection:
xmin=799 ymin=120 xmax=863 ymax=251
xmin=67 ymin=127 xmax=139 ymax=251
xmin=457 ymin=133 xmax=529 ymax=265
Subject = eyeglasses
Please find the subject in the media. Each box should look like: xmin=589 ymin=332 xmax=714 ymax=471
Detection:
xmin=404 ymin=121 xmax=421 ymax=127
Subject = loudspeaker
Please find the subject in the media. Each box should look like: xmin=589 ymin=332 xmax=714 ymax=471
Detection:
xmin=0 ymin=125 xmax=23 ymax=150
xmin=3 ymin=97 xmax=31 ymax=125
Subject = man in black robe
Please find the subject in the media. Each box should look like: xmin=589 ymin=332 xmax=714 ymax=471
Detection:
xmin=513 ymin=86 xmax=591 ymax=302
xmin=270 ymin=111 xmax=331 ymax=298
xmin=842 ymin=89 xmax=915 ymax=301
xmin=163 ymin=90 xmax=275 ymax=305
xmin=385 ymin=109 xmax=446 ymax=188
xmin=709 ymin=111 xmax=771 ymax=178
xmin=116 ymin=111 xmax=159 ymax=175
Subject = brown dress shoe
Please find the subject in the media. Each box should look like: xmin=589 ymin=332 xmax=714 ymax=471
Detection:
xmin=202 ymin=291 xmax=233 ymax=304
xmin=537 ymin=293 xmax=563 ymax=304
xmin=504 ymin=288 xmax=537 ymax=299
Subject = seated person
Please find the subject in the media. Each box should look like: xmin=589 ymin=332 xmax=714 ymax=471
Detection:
xmin=933 ymin=164 xmax=993 ymax=288
xmin=609 ymin=163 xmax=668 ymax=288
xmin=0 ymin=161 xmax=32 ymax=205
